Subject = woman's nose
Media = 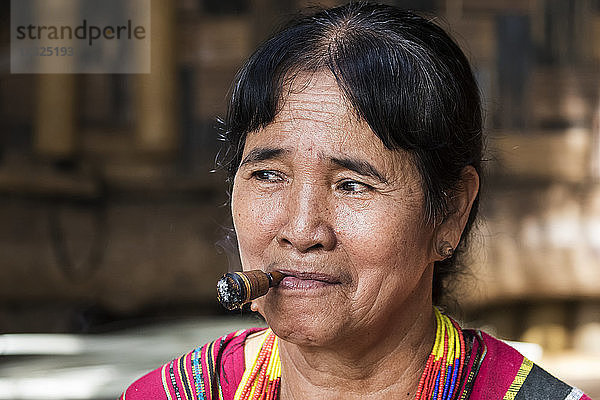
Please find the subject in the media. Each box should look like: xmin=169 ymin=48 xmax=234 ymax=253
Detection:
xmin=276 ymin=183 xmax=337 ymax=253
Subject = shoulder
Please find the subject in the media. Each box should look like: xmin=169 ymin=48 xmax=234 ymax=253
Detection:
xmin=467 ymin=330 xmax=591 ymax=400
xmin=119 ymin=327 xmax=266 ymax=400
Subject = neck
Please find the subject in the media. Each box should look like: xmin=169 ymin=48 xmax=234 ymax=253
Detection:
xmin=278 ymin=297 xmax=436 ymax=400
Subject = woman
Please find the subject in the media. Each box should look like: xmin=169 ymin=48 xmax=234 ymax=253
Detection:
xmin=121 ymin=3 xmax=590 ymax=399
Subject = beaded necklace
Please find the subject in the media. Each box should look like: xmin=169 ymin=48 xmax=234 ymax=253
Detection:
xmin=234 ymin=308 xmax=465 ymax=400
xmin=414 ymin=307 xmax=466 ymax=400
xmin=234 ymin=331 xmax=281 ymax=400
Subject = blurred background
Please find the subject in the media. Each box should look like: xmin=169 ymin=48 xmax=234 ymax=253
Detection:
xmin=0 ymin=0 xmax=599 ymax=398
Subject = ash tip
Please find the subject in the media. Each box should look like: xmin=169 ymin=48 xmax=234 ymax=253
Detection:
xmin=216 ymin=274 xmax=245 ymax=310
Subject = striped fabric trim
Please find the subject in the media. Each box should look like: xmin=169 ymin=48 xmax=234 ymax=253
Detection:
xmin=503 ymin=357 xmax=534 ymax=400
xmin=188 ymin=329 xmax=262 ymax=400
xmin=174 ymin=361 xmax=183 ymax=399
xmin=161 ymin=364 xmax=174 ymax=400
xmin=564 ymin=387 xmax=585 ymax=400
xmin=200 ymin=343 xmax=212 ymax=400
xmin=180 ymin=353 xmax=194 ymax=400
xmin=459 ymin=330 xmax=487 ymax=400
xmin=206 ymin=338 xmax=223 ymax=400
xmin=192 ymin=347 xmax=205 ymax=399
xmin=153 ymin=353 xmax=200 ymax=400
xmin=169 ymin=360 xmax=182 ymax=400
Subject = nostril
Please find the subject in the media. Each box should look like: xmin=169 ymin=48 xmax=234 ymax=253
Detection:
xmin=276 ymin=214 xmax=337 ymax=252
xmin=277 ymin=236 xmax=326 ymax=253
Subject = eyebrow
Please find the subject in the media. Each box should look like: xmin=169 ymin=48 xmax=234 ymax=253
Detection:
xmin=239 ymin=147 xmax=290 ymax=167
xmin=329 ymin=156 xmax=388 ymax=183
xmin=239 ymin=146 xmax=388 ymax=183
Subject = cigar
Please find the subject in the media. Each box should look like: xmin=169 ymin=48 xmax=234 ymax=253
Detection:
xmin=216 ymin=270 xmax=285 ymax=310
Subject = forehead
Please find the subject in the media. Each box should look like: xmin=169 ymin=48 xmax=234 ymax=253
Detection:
xmin=278 ymin=73 xmax=355 ymax=128
xmin=243 ymin=73 xmax=402 ymax=166
xmin=276 ymin=73 xmax=363 ymax=139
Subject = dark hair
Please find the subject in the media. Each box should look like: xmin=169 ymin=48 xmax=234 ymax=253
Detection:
xmin=220 ymin=2 xmax=483 ymax=305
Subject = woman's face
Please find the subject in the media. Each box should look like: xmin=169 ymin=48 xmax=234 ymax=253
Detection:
xmin=231 ymin=73 xmax=438 ymax=347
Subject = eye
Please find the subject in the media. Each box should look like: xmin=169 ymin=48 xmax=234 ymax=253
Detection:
xmin=337 ymin=180 xmax=372 ymax=194
xmin=251 ymin=170 xmax=284 ymax=183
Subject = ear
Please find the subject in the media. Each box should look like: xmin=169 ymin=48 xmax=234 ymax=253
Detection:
xmin=433 ymin=166 xmax=479 ymax=260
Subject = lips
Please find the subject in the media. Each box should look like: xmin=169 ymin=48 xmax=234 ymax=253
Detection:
xmin=275 ymin=270 xmax=342 ymax=291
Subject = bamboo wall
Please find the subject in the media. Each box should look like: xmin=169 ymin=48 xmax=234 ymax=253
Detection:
xmin=0 ymin=1 xmax=599 ymax=359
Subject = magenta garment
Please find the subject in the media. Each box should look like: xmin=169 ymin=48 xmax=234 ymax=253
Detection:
xmin=119 ymin=328 xmax=263 ymax=400
xmin=465 ymin=331 xmax=591 ymax=400
xmin=119 ymin=328 xmax=591 ymax=400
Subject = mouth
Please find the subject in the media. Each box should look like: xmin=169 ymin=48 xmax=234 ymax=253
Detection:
xmin=275 ymin=269 xmax=342 ymax=291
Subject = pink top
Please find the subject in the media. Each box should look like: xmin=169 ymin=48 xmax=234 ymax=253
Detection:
xmin=120 ymin=328 xmax=591 ymax=400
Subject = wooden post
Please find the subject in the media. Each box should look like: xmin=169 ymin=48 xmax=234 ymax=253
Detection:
xmin=33 ymin=0 xmax=77 ymax=160
xmin=135 ymin=0 xmax=178 ymax=157
xmin=34 ymin=74 xmax=77 ymax=160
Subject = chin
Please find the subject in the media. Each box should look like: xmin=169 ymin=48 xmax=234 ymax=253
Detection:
xmin=260 ymin=295 xmax=345 ymax=347
xmin=268 ymin=317 xmax=337 ymax=347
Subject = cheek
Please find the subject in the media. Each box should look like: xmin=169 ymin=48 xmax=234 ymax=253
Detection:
xmin=338 ymin=208 xmax=433 ymax=318
xmin=335 ymin=202 xmax=432 ymax=286
xmin=232 ymin=183 xmax=284 ymax=261
xmin=336 ymin=204 xmax=423 ymax=256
